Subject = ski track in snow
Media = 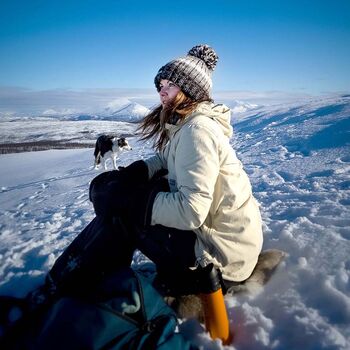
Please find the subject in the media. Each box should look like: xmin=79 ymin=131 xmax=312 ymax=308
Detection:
xmin=0 ymin=95 xmax=350 ymax=349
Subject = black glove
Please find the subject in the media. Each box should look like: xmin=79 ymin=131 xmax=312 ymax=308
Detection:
xmin=117 ymin=160 xmax=149 ymax=185
xmin=89 ymin=160 xmax=149 ymax=217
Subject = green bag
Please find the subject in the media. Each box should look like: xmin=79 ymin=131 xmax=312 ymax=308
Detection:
xmin=35 ymin=267 xmax=197 ymax=350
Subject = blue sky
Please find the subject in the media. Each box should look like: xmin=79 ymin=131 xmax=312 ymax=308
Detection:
xmin=0 ymin=0 xmax=349 ymax=108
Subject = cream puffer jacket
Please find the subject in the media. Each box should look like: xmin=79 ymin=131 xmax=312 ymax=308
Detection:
xmin=145 ymin=102 xmax=263 ymax=281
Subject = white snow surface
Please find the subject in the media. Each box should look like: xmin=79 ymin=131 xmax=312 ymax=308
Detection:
xmin=0 ymin=119 xmax=137 ymax=145
xmin=0 ymin=94 xmax=349 ymax=349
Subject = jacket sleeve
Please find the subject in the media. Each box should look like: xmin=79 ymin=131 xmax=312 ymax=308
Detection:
xmin=151 ymin=123 xmax=220 ymax=230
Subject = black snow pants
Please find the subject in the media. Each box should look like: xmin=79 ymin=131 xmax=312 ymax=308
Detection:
xmin=43 ymin=204 xmax=197 ymax=300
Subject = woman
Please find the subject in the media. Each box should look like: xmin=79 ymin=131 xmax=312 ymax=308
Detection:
xmin=132 ymin=44 xmax=263 ymax=284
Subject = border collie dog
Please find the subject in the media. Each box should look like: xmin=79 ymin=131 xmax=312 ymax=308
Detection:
xmin=94 ymin=135 xmax=132 ymax=170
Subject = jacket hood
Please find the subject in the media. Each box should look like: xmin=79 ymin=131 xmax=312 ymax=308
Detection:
xmin=188 ymin=102 xmax=233 ymax=138
xmin=165 ymin=102 xmax=233 ymax=138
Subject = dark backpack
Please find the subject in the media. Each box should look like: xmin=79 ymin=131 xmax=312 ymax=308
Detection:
xmin=33 ymin=267 xmax=197 ymax=350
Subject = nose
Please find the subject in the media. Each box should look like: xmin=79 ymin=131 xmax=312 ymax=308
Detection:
xmin=159 ymin=85 xmax=168 ymax=95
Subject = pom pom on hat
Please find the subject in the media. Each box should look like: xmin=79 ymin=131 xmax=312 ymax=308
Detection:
xmin=187 ymin=44 xmax=219 ymax=71
xmin=154 ymin=44 xmax=219 ymax=101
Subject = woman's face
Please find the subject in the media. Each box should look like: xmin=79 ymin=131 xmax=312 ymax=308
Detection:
xmin=158 ymin=79 xmax=181 ymax=107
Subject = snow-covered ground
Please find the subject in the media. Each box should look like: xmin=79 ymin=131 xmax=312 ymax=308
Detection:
xmin=0 ymin=95 xmax=349 ymax=349
xmin=0 ymin=119 xmax=137 ymax=145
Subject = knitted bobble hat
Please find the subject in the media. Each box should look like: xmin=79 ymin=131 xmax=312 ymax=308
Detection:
xmin=154 ymin=44 xmax=219 ymax=101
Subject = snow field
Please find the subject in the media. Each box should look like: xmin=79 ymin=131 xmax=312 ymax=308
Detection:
xmin=0 ymin=95 xmax=349 ymax=349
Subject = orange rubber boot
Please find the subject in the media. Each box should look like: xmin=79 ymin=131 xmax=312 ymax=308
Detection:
xmin=199 ymin=264 xmax=232 ymax=345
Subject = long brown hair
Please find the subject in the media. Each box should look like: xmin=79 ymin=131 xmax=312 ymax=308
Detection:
xmin=137 ymin=91 xmax=210 ymax=151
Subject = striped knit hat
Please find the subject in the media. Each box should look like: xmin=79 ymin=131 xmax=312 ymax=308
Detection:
xmin=154 ymin=44 xmax=219 ymax=101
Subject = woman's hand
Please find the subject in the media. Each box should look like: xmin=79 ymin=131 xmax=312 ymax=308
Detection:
xmin=89 ymin=159 xmax=148 ymax=216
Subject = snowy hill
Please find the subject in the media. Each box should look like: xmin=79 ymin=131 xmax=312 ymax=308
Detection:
xmin=102 ymin=98 xmax=150 ymax=122
xmin=50 ymin=99 xmax=150 ymax=122
xmin=0 ymin=95 xmax=349 ymax=349
xmin=226 ymin=100 xmax=259 ymax=114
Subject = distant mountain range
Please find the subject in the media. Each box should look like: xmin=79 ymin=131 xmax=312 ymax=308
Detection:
xmin=226 ymin=100 xmax=259 ymax=114
xmin=0 ymin=98 xmax=259 ymax=122
xmin=44 ymin=100 xmax=151 ymax=123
